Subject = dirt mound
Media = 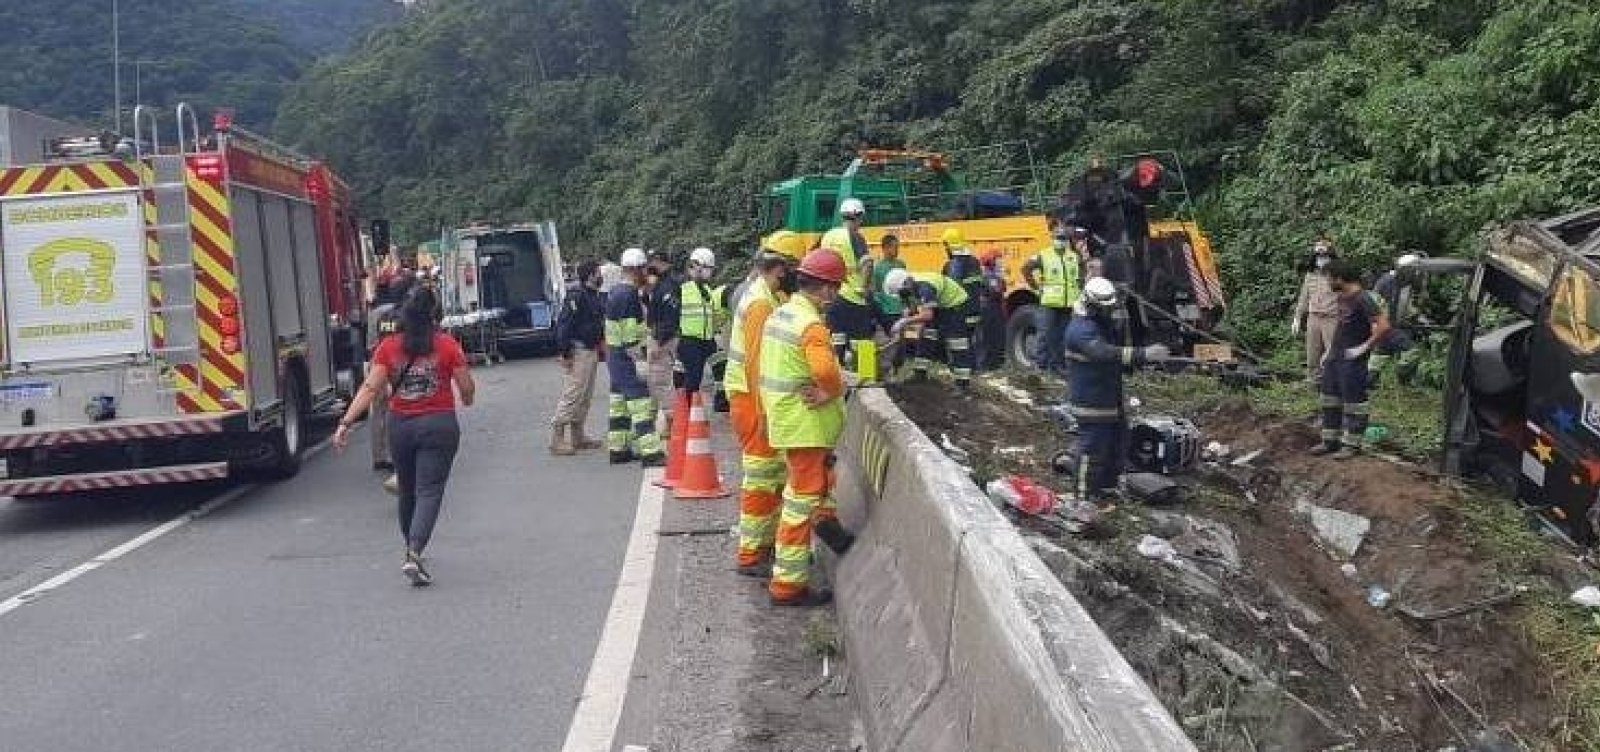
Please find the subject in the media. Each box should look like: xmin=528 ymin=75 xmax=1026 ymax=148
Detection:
xmin=892 ymin=377 xmax=1566 ymax=751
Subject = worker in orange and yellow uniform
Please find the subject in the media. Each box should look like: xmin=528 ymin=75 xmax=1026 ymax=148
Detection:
xmin=759 ymin=248 xmax=858 ymax=606
xmin=728 ymin=231 xmax=806 ymax=577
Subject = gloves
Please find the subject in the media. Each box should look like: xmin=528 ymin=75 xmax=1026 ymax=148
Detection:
xmin=1343 ymin=343 xmax=1371 ymax=360
xmin=1290 ymin=317 xmax=1302 ymax=337
xmin=1143 ymin=344 xmax=1172 ymax=362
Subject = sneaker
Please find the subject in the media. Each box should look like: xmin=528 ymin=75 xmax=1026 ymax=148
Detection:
xmin=1331 ymin=446 xmax=1362 ymax=461
xmin=638 ymin=453 xmax=666 ymax=468
xmin=771 ymin=588 xmax=833 ymax=608
xmin=401 ymin=557 xmax=423 ymax=586
xmin=608 ymin=450 xmax=636 ymax=465
xmin=382 ymin=474 xmax=399 ymax=495
xmin=1308 ymin=443 xmax=1340 ymax=457
xmin=412 ymin=558 xmax=432 ymax=586
xmin=402 ymin=552 xmax=432 ymax=587
xmin=372 ymin=460 xmax=393 ymax=471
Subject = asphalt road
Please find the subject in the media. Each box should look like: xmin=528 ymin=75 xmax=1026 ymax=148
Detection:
xmin=0 ymin=359 xmax=645 ymax=752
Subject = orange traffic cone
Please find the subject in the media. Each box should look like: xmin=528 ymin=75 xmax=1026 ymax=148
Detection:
xmin=654 ymin=390 xmax=691 ymax=489
xmin=673 ymin=392 xmax=731 ymax=500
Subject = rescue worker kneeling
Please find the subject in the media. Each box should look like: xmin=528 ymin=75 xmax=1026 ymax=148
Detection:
xmin=605 ymin=248 xmax=666 ymax=467
xmin=882 ymin=268 xmax=974 ymax=392
xmin=1065 ymin=278 xmax=1169 ymax=505
xmin=760 ymin=248 xmax=857 ymax=607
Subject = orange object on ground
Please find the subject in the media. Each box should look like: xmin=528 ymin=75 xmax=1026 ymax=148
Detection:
xmin=653 ymin=389 xmax=691 ymax=489
xmin=673 ymin=392 xmax=731 ymax=500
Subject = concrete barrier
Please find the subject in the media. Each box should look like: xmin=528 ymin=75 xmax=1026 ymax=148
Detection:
xmin=831 ymin=388 xmax=1195 ymax=752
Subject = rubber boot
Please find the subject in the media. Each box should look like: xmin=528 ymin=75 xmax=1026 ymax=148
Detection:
xmin=550 ymin=425 xmax=575 ymax=456
xmin=814 ymin=518 xmax=856 ymax=556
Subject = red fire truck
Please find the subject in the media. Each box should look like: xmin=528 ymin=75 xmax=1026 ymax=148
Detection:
xmin=0 ymin=105 xmax=369 ymax=497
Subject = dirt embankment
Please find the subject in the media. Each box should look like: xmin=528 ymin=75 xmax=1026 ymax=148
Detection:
xmin=893 ymin=376 xmax=1580 ymax=752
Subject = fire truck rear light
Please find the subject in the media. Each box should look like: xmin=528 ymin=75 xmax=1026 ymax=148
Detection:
xmin=218 ymin=295 xmax=239 ymax=316
xmin=221 ymin=336 xmax=241 ymax=355
xmin=219 ymin=317 xmax=240 ymax=336
xmin=189 ymin=155 xmax=226 ymax=182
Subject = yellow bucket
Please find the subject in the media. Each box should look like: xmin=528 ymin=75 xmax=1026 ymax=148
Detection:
xmin=853 ymin=339 xmax=879 ymax=383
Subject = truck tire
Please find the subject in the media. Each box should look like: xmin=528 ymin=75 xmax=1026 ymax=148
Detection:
xmin=265 ymin=373 xmax=306 ymax=480
xmin=1006 ymin=305 xmax=1043 ymax=370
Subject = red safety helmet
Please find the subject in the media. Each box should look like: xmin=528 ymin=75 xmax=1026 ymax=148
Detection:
xmin=797 ymin=248 xmax=847 ymax=284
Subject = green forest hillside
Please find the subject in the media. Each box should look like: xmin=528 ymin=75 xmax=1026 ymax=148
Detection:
xmin=231 ymin=0 xmax=400 ymax=55
xmin=0 ymin=0 xmax=397 ymax=130
xmin=272 ymin=0 xmax=1595 ymax=345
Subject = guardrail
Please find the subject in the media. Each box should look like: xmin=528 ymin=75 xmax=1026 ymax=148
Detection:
xmin=829 ymin=388 xmax=1195 ymax=752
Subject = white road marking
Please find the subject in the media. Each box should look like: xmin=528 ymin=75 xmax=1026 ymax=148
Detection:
xmin=560 ymin=471 xmax=665 ymax=752
xmin=0 ymin=436 xmax=334 ymax=620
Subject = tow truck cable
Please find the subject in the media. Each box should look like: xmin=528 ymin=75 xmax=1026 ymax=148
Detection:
xmin=1121 ymin=288 xmax=1303 ymax=383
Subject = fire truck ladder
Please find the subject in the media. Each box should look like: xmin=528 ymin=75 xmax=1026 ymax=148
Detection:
xmin=136 ymin=104 xmax=207 ymax=403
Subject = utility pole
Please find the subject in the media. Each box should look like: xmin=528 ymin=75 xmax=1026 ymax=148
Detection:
xmin=134 ymin=60 xmax=159 ymax=108
xmin=113 ymin=0 xmax=122 ymax=134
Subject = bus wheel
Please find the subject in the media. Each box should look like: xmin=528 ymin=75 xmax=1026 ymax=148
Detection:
xmin=1006 ymin=305 xmax=1043 ymax=370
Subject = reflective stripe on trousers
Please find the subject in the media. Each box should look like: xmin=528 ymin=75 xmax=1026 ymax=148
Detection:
xmin=733 ymin=393 xmax=785 ymax=565
xmin=770 ymin=447 xmax=834 ymax=599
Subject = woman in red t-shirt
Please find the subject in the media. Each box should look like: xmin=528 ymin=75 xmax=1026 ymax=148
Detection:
xmin=336 ymin=286 xmax=476 ymax=586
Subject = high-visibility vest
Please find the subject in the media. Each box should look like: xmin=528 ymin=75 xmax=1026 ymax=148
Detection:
xmin=603 ymin=283 xmax=646 ymax=348
xmin=679 ymin=280 xmax=715 ymax=340
xmin=908 ymin=271 xmax=970 ymax=311
xmin=820 ymin=227 xmax=868 ymax=306
xmin=1038 ymin=246 xmax=1080 ymax=309
xmin=723 ymin=277 xmax=777 ymax=395
xmin=759 ymin=294 xmax=844 ymax=448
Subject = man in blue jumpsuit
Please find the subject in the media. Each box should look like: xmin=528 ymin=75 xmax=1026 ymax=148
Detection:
xmin=605 ymin=248 xmax=666 ymax=467
xmin=1065 ymin=277 xmax=1169 ymax=505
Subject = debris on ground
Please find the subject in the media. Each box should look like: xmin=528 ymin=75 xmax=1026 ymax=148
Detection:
xmin=984 ymin=475 xmax=1057 ymax=516
xmin=1125 ymin=472 xmax=1185 ymax=506
xmin=891 ymin=375 xmax=1587 ymax=751
xmin=1295 ymin=498 xmax=1373 ymax=561
xmin=1137 ymin=534 xmax=1180 ymax=563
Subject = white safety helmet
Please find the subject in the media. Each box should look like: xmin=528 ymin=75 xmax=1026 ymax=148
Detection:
xmin=840 ymin=197 xmax=866 ymax=219
xmin=883 ymin=268 xmax=912 ymax=296
xmin=1082 ymin=276 xmax=1119 ymax=309
xmin=1396 ymin=252 xmax=1425 ymax=268
xmin=689 ymin=247 xmax=716 ymax=268
xmin=620 ymin=247 xmax=648 ymax=268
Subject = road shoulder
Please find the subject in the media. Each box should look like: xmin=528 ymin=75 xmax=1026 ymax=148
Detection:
xmin=613 ymin=417 xmax=859 ymax=752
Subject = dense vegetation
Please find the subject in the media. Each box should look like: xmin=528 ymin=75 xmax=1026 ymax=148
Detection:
xmin=0 ymin=0 xmax=395 ymax=131
xmin=231 ymin=0 xmax=400 ymax=56
xmin=270 ymin=0 xmax=1594 ymax=348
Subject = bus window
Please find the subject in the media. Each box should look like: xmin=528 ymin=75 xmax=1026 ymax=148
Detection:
xmin=1549 ymin=264 xmax=1600 ymax=355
